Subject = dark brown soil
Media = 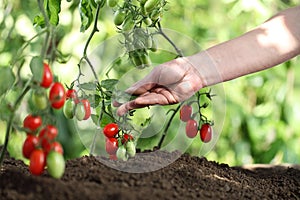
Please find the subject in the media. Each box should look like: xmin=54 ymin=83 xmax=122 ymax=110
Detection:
xmin=0 ymin=148 xmax=300 ymax=200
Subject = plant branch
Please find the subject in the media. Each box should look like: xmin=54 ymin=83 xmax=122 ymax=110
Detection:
xmin=0 ymin=85 xmax=31 ymax=166
xmin=156 ymin=22 xmax=183 ymax=57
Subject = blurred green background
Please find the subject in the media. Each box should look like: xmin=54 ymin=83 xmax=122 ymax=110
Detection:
xmin=0 ymin=0 xmax=299 ymax=166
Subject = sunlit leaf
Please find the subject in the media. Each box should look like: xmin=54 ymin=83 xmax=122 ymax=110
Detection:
xmin=0 ymin=67 xmax=15 ymax=97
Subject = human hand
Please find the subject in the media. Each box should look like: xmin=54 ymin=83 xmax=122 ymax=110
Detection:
xmin=116 ymin=57 xmax=203 ymax=116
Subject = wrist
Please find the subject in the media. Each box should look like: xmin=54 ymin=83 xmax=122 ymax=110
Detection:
xmin=185 ymin=51 xmax=223 ymax=87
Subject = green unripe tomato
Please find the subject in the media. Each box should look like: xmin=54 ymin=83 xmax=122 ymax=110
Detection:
xmin=47 ymin=151 xmax=65 ymax=179
xmin=126 ymin=141 xmax=136 ymax=157
xmin=144 ymin=0 xmax=159 ymax=13
xmin=143 ymin=17 xmax=152 ymax=26
xmin=116 ymin=145 xmax=128 ymax=161
xmin=63 ymin=99 xmax=76 ymax=119
xmin=107 ymin=0 xmax=118 ymax=7
xmin=32 ymin=90 xmax=48 ymax=110
xmin=122 ymin=19 xmax=135 ymax=32
xmin=140 ymin=53 xmax=151 ymax=67
xmin=114 ymin=10 xmax=126 ymax=26
xmin=75 ymin=102 xmax=85 ymax=121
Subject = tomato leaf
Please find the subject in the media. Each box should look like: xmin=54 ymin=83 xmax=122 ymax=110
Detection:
xmin=47 ymin=0 xmax=61 ymax=26
xmin=0 ymin=67 xmax=15 ymax=97
xmin=79 ymin=0 xmax=94 ymax=32
xmin=136 ymin=133 xmax=162 ymax=151
xmin=80 ymin=82 xmax=96 ymax=91
xmin=30 ymin=56 xmax=44 ymax=83
xmin=101 ymin=79 xmax=118 ymax=91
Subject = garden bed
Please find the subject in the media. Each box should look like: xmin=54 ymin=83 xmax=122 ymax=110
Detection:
xmin=0 ymin=148 xmax=299 ymax=200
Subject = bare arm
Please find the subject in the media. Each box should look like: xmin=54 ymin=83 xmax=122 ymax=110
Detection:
xmin=116 ymin=6 xmax=300 ymax=116
xmin=189 ymin=6 xmax=300 ymax=89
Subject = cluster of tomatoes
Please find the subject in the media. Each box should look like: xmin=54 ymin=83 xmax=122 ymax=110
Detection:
xmin=103 ymin=123 xmax=136 ymax=161
xmin=180 ymin=104 xmax=212 ymax=143
xmin=63 ymin=88 xmax=91 ymax=121
xmin=21 ymin=63 xmax=67 ymax=178
xmin=22 ymin=115 xmax=65 ymax=178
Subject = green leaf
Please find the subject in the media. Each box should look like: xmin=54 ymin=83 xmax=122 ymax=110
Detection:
xmin=33 ymin=15 xmax=46 ymax=27
xmin=0 ymin=99 xmax=13 ymax=121
xmin=79 ymin=0 xmax=94 ymax=32
xmin=0 ymin=67 xmax=15 ymax=97
xmin=48 ymin=0 xmax=61 ymax=26
xmin=101 ymin=79 xmax=118 ymax=91
xmin=80 ymin=82 xmax=96 ymax=91
xmin=30 ymin=56 xmax=44 ymax=82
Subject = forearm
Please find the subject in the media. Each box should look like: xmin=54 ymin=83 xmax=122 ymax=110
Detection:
xmin=187 ymin=6 xmax=300 ymax=87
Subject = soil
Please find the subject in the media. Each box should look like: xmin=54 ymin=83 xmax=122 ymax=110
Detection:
xmin=0 ymin=147 xmax=300 ymax=200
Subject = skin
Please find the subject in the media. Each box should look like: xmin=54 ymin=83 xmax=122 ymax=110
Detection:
xmin=116 ymin=6 xmax=300 ymax=116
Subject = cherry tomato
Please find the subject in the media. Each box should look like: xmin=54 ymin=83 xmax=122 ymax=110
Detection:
xmin=22 ymin=135 xmax=39 ymax=159
xmin=51 ymin=141 xmax=64 ymax=154
xmin=23 ymin=115 xmax=42 ymax=134
xmin=81 ymin=99 xmax=91 ymax=120
xmin=114 ymin=10 xmax=126 ymax=26
xmin=116 ymin=145 xmax=128 ymax=161
xmin=105 ymin=137 xmax=118 ymax=155
xmin=49 ymin=82 xmax=66 ymax=109
xmin=109 ymin=154 xmax=118 ymax=160
xmin=75 ymin=102 xmax=85 ymax=121
xmin=40 ymin=63 xmax=53 ymax=88
xmin=144 ymin=0 xmax=159 ymax=13
xmin=103 ymin=123 xmax=119 ymax=138
xmin=46 ymin=151 xmax=65 ymax=179
xmin=126 ymin=141 xmax=136 ymax=157
xmin=180 ymin=105 xmax=192 ymax=122
xmin=39 ymin=125 xmax=58 ymax=141
xmin=32 ymin=90 xmax=48 ymax=110
xmin=63 ymin=99 xmax=76 ymax=119
xmin=122 ymin=133 xmax=133 ymax=144
xmin=185 ymin=119 xmax=198 ymax=138
xmin=66 ymin=89 xmax=79 ymax=103
xmin=107 ymin=0 xmax=118 ymax=7
xmin=200 ymin=123 xmax=212 ymax=143
xmin=29 ymin=149 xmax=46 ymax=176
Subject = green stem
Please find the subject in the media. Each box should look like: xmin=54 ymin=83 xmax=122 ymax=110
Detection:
xmin=157 ymin=103 xmax=183 ymax=148
xmin=156 ymin=22 xmax=183 ymax=57
xmin=0 ymin=85 xmax=31 ymax=166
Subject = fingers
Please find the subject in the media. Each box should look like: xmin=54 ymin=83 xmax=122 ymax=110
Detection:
xmin=116 ymin=91 xmax=175 ymax=116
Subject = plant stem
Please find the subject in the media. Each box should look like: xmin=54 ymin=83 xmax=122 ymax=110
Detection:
xmin=156 ymin=22 xmax=183 ymax=57
xmin=0 ymin=85 xmax=31 ymax=166
xmin=157 ymin=103 xmax=183 ymax=148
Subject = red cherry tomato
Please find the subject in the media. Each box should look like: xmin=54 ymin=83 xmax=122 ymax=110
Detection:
xmin=109 ymin=154 xmax=118 ymax=160
xmin=103 ymin=123 xmax=119 ymax=138
xmin=49 ymin=82 xmax=66 ymax=109
xmin=200 ymin=123 xmax=212 ymax=143
xmin=39 ymin=125 xmax=58 ymax=154
xmin=81 ymin=99 xmax=91 ymax=120
xmin=180 ymin=105 xmax=192 ymax=122
xmin=22 ymin=135 xmax=39 ymax=159
xmin=39 ymin=125 xmax=58 ymax=141
xmin=29 ymin=149 xmax=46 ymax=176
xmin=185 ymin=119 xmax=198 ymax=138
xmin=40 ymin=63 xmax=53 ymax=88
xmin=66 ymin=89 xmax=79 ymax=104
xmin=122 ymin=133 xmax=133 ymax=144
xmin=105 ymin=137 xmax=118 ymax=155
xmin=23 ymin=115 xmax=42 ymax=133
xmin=51 ymin=141 xmax=64 ymax=154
